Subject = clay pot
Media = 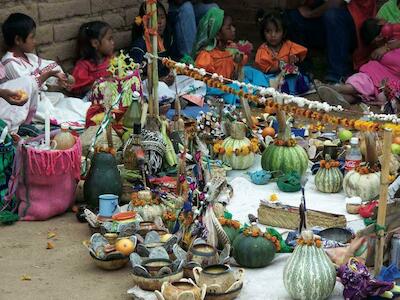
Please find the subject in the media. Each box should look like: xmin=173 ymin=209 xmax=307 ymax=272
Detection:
xmin=131 ymin=270 xmax=184 ymax=291
xmin=84 ymin=152 xmax=122 ymax=210
xmin=187 ymin=243 xmax=218 ymax=267
xmin=138 ymin=221 xmax=158 ymax=237
xmin=89 ymin=252 xmax=129 ymax=270
xmin=143 ymin=258 xmax=173 ymax=276
xmin=193 ymin=265 xmax=244 ymax=294
xmin=155 ymin=279 xmax=206 ymax=300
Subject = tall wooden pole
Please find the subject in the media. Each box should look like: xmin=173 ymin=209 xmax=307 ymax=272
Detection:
xmin=374 ymin=128 xmax=392 ymax=276
xmin=150 ymin=0 xmax=159 ymax=117
xmin=146 ymin=1 xmax=154 ymax=117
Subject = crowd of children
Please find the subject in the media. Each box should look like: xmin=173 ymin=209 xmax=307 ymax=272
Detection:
xmin=0 ymin=0 xmax=399 ymax=135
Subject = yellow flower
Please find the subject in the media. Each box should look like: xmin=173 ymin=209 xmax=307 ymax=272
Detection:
xmin=134 ymin=16 xmax=143 ymax=26
xmin=270 ymin=193 xmax=278 ymax=202
xmin=226 ymin=147 xmax=234 ymax=156
xmin=241 ymin=146 xmax=250 ymax=155
xmin=251 ymin=143 xmax=259 ymax=153
xmin=213 ymin=143 xmax=221 ymax=153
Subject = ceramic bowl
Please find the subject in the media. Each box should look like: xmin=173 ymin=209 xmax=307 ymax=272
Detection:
xmin=131 ymin=270 xmax=184 ymax=291
xmin=143 ymin=258 xmax=173 ymax=276
xmin=89 ymin=252 xmax=129 ymax=270
xmin=318 ymin=227 xmax=353 ymax=244
xmin=204 ymin=282 xmax=243 ymax=300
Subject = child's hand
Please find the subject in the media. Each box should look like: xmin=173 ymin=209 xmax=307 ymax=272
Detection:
xmin=371 ymin=46 xmax=388 ymax=61
xmin=0 ymin=89 xmax=28 ymax=106
xmin=55 ymin=72 xmax=74 ymax=90
xmin=289 ymin=55 xmax=299 ymax=64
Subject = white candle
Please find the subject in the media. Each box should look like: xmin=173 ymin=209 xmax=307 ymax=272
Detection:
xmin=45 ymin=109 xmax=50 ymax=148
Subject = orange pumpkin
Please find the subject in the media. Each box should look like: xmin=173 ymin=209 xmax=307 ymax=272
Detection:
xmin=262 ymin=127 xmax=276 ymax=138
xmin=115 ymin=238 xmax=135 ymax=256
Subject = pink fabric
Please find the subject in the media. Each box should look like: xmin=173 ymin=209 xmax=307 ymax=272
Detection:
xmin=346 ymin=48 xmax=400 ymax=104
xmin=17 ymin=134 xmax=81 ymax=221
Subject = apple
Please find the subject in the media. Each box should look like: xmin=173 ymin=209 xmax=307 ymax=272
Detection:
xmin=338 ymin=129 xmax=352 ymax=142
xmin=391 ymin=143 xmax=400 ymax=155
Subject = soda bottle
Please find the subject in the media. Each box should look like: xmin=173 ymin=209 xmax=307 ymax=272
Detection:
xmin=345 ymin=137 xmax=362 ymax=172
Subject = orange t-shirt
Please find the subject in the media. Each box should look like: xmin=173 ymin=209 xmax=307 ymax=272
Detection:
xmin=195 ymin=48 xmax=247 ymax=79
xmin=255 ymin=41 xmax=308 ymax=73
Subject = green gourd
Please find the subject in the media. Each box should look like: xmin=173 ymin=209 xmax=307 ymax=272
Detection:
xmin=261 ymin=111 xmax=308 ymax=177
xmin=283 ymin=231 xmax=336 ymax=300
xmin=315 ymin=164 xmax=343 ymax=193
xmin=232 ymin=225 xmax=276 ymax=268
xmin=221 ymin=122 xmax=255 ymax=170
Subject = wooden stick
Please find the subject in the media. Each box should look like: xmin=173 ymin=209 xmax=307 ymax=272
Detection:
xmin=374 ymin=128 xmax=392 ymax=276
xmin=146 ymin=1 xmax=154 ymax=116
xmin=240 ymin=96 xmax=253 ymax=129
xmin=150 ymin=0 xmax=159 ymax=117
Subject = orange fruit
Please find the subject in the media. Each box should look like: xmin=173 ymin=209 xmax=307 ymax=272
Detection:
xmin=262 ymin=127 xmax=275 ymax=138
xmin=393 ymin=136 xmax=400 ymax=145
xmin=115 ymin=238 xmax=135 ymax=256
xmin=251 ymin=116 xmax=259 ymax=127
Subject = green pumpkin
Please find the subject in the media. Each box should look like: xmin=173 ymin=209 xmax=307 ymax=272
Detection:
xmin=221 ymin=122 xmax=255 ymax=170
xmin=232 ymin=231 xmax=276 ymax=268
xmin=262 ymin=144 xmax=309 ymax=177
xmin=223 ymin=225 xmax=239 ymax=244
xmin=283 ymin=231 xmax=336 ymax=300
xmin=315 ymin=167 xmax=343 ymax=193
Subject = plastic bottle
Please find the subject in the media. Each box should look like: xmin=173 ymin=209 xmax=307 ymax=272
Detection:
xmin=344 ymin=137 xmax=362 ymax=172
xmin=53 ymin=123 xmax=75 ymax=150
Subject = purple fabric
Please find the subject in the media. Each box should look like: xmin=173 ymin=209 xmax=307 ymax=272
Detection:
xmin=337 ymin=258 xmax=394 ymax=300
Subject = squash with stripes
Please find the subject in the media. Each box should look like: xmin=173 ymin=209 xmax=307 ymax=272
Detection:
xmin=315 ymin=160 xmax=343 ymax=193
xmin=283 ymin=230 xmax=336 ymax=300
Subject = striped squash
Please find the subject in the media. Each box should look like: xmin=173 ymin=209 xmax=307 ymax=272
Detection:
xmin=232 ymin=233 xmax=276 ymax=268
xmin=343 ymin=170 xmax=380 ymax=201
xmin=283 ymin=231 xmax=336 ymax=300
xmin=221 ymin=122 xmax=255 ymax=170
xmin=261 ymin=144 xmax=309 ymax=177
xmin=315 ymin=167 xmax=343 ymax=193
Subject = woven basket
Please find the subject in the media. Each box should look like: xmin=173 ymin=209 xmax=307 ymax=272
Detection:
xmin=257 ymin=204 xmax=347 ymax=229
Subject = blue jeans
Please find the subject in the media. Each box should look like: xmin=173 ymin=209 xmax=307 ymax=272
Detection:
xmin=168 ymin=1 xmax=197 ymax=57
xmin=193 ymin=3 xmax=219 ymax=24
xmin=286 ymin=7 xmax=356 ymax=83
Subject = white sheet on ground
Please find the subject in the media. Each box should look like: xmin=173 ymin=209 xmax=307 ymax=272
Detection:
xmin=225 ymin=155 xmax=363 ymax=299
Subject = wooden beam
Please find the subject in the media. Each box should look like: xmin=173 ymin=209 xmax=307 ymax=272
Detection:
xmin=374 ymin=128 xmax=392 ymax=276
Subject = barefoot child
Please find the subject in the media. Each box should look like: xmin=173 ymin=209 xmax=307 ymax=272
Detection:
xmin=1 ymin=13 xmax=90 ymax=126
xmin=318 ymin=18 xmax=400 ymax=108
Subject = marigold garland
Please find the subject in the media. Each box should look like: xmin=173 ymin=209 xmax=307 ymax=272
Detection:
xmin=213 ymin=138 xmax=260 ymax=156
xmin=161 ymin=57 xmax=400 ymax=134
xmin=355 ymin=164 xmax=380 ymax=175
xmin=320 ymin=159 xmax=340 ymax=169
xmin=218 ymin=217 xmax=241 ymax=229
xmin=130 ymin=192 xmax=161 ymax=206
xmin=296 ymin=237 xmax=323 ymax=248
xmin=243 ymin=227 xmax=281 ymax=251
xmin=274 ymin=138 xmax=297 ymax=147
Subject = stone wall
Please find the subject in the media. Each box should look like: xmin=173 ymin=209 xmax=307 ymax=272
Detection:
xmin=0 ymin=0 xmax=168 ymax=71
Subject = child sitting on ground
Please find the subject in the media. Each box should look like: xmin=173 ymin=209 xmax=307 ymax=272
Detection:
xmin=1 ymin=13 xmax=90 ymax=126
xmin=318 ymin=18 xmax=400 ymax=108
xmin=71 ymin=21 xmax=114 ymax=97
xmin=244 ymin=11 xmax=311 ymax=96
xmin=194 ymin=7 xmax=246 ymax=80
xmin=0 ymin=62 xmax=39 ymax=135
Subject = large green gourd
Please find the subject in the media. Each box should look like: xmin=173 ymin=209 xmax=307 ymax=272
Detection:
xmin=283 ymin=231 xmax=336 ymax=300
xmin=232 ymin=226 xmax=276 ymax=268
xmin=261 ymin=111 xmax=308 ymax=176
xmin=315 ymin=166 xmax=343 ymax=193
xmin=221 ymin=122 xmax=255 ymax=170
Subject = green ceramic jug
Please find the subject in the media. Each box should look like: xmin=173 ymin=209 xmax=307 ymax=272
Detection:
xmin=83 ymin=152 xmax=122 ymax=210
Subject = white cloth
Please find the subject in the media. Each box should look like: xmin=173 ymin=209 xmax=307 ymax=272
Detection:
xmin=1 ymin=52 xmax=90 ymax=125
xmin=142 ymin=75 xmax=206 ymax=104
xmin=0 ymin=75 xmax=39 ymax=133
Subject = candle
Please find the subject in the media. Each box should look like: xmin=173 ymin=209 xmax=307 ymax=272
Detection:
xmin=45 ymin=109 xmax=50 ymax=148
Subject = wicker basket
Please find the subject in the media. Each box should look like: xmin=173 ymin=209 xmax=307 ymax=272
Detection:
xmin=258 ymin=204 xmax=347 ymax=229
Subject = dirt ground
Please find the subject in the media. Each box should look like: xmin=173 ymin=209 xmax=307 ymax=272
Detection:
xmin=0 ymin=213 xmax=133 ymax=300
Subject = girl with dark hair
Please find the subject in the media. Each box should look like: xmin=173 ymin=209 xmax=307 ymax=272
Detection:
xmin=1 ymin=13 xmax=90 ymax=127
xmin=317 ymin=18 xmax=400 ymax=108
xmin=71 ymin=21 xmax=114 ymax=96
xmin=244 ymin=10 xmax=311 ymax=96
